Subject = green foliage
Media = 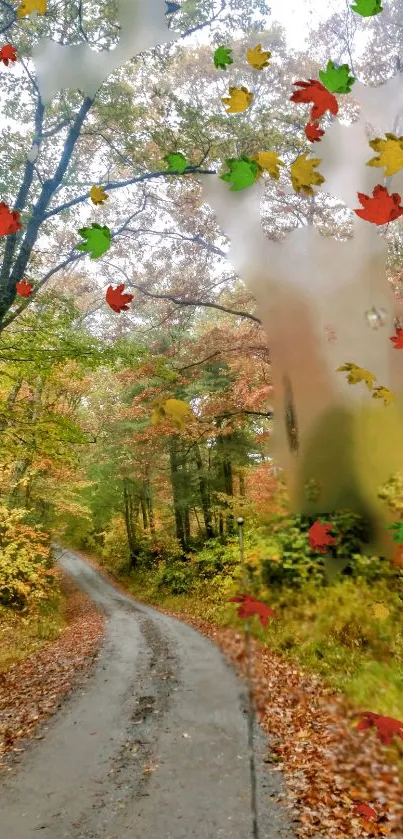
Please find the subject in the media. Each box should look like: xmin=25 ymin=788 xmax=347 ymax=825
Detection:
xmin=155 ymin=560 xmax=194 ymax=595
xmin=259 ymin=510 xmax=387 ymax=588
xmin=0 ymin=504 xmax=55 ymax=609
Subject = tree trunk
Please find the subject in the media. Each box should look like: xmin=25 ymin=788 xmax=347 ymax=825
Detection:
xmin=9 ymin=376 xmax=44 ymax=505
xmin=194 ymin=443 xmax=214 ymax=538
xmin=169 ymin=436 xmax=186 ymax=550
xmin=123 ymin=478 xmax=140 ymax=569
xmin=140 ymin=494 xmax=148 ymax=530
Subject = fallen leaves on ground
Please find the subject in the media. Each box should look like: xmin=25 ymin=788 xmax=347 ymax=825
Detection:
xmin=0 ymin=568 xmax=104 ymax=771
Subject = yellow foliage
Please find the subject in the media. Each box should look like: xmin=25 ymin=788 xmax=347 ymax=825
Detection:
xmin=0 ymin=504 xmax=54 ymax=608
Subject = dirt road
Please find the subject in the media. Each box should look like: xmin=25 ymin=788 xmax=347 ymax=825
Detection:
xmin=0 ymin=548 xmax=295 ymax=839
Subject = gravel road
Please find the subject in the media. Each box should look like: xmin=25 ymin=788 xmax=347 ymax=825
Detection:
xmin=0 ymin=548 xmax=295 ymax=839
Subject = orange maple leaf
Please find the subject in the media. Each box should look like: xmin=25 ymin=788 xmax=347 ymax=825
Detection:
xmin=305 ymin=121 xmax=324 ymax=142
xmin=354 ymin=184 xmax=403 ymax=225
xmin=105 ymin=283 xmax=134 ymax=313
xmin=228 ymin=593 xmax=276 ymax=628
xmin=16 ymin=278 xmax=34 ymax=297
xmin=290 ymin=79 xmax=338 ymax=121
xmin=0 ymin=201 xmax=22 ymax=236
xmin=308 ymin=520 xmax=335 ymax=552
xmin=356 ymin=711 xmax=403 ymax=745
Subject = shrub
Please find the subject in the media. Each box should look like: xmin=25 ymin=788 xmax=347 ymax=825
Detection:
xmin=155 ymin=560 xmax=194 ymax=594
xmin=259 ymin=510 xmax=385 ymax=589
xmin=0 ymin=504 xmax=55 ymax=609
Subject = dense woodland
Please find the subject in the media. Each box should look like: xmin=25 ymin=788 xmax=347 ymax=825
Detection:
xmin=1 ymin=0 xmax=403 ymax=774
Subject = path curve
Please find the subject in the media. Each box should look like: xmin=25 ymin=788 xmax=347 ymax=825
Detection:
xmin=0 ymin=548 xmax=295 ymax=839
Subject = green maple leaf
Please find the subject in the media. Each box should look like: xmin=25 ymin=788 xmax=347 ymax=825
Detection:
xmin=220 ymin=155 xmax=260 ymax=191
xmin=213 ymin=45 xmax=233 ymax=70
xmin=318 ymin=60 xmax=356 ymax=93
xmin=76 ymin=223 xmax=112 ymax=259
xmin=388 ymin=521 xmax=403 ymax=543
xmin=350 ymin=0 xmax=383 ymax=16
xmin=163 ymin=152 xmax=190 ymax=174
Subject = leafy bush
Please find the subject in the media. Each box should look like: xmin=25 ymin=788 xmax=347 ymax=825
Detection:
xmin=259 ymin=510 xmax=385 ymax=589
xmin=155 ymin=560 xmax=194 ymax=594
xmin=0 ymin=504 xmax=55 ymax=609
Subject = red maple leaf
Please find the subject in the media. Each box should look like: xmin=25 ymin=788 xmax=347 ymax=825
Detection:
xmin=290 ymin=79 xmax=338 ymax=121
xmin=353 ymin=802 xmax=377 ymax=821
xmin=0 ymin=201 xmax=22 ymax=236
xmin=389 ymin=327 xmax=403 ymax=349
xmin=228 ymin=594 xmax=276 ymax=628
xmin=105 ymin=283 xmax=134 ymax=313
xmin=0 ymin=44 xmax=17 ymax=66
xmin=308 ymin=521 xmax=335 ymax=552
xmin=354 ymin=184 xmax=403 ymax=225
xmin=305 ymin=121 xmax=324 ymax=142
xmin=356 ymin=711 xmax=403 ymax=745
xmin=16 ymin=279 xmax=33 ymax=297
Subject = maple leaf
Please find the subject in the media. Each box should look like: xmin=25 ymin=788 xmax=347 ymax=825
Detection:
xmin=89 ymin=185 xmax=108 ymax=205
xmin=336 ymin=362 xmax=377 ymax=390
xmin=371 ymin=602 xmax=390 ymax=620
xmin=246 ymin=44 xmax=271 ymax=70
xmin=16 ymin=279 xmax=34 ymax=297
xmin=366 ymin=134 xmax=403 ymax=177
xmin=151 ymin=398 xmax=194 ymax=430
xmin=290 ymin=79 xmax=338 ymax=121
xmin=105 ymin=284 xmax=133 ymax=313
xmin=228 ymin=593 xmax=276 ymax=628
xmin=76 ymin=223 xmax=111 ymax=259
xmin=221 ymin=86 xmax=254 ymax=114
xmin=290 ymin=153 xmax=325 ymax=195
xmin=354 ymin=184 xmax=403 ymax=225
xmin=163 ymin=152 xmax=190 ymax=174
xmin=387 ymin=521 xmax=403 ymax=543
xmin=0 ymin=44 xmax=17 ymax=66
xmin=308 ymin=521 xmax=335 ymax=552
xmin=252 ymin=151 xmax=284 ymax=180
xmin=305 ymin=121 xmax=324 ymax=142
xmin=0 ymin=201 xmax=22 ymax=236
xmin=213 ymin=45 xmax=233 ymax=70
xmin=390 ymin=327 xmax=403 ymax=348
xmin=17 ymin=0 xmax=47 ymax=17
xmin=220 ymin=155 xmax=260 ymax=191
xmin=353 ymin=802 xmax=378 ymax=821
xmin=318 ymin=60 xmax=355 ymax=93
xmin=356 ymin=712 xmax=403 ymax=745
xmin=350 ymin=0 xmax=383 ymax=16
xmin=372 ymin=385 xmax=394 ymax=406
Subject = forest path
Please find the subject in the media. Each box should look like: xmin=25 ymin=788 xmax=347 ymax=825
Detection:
xmin=0 ymin=548 xmax=294 ymax=839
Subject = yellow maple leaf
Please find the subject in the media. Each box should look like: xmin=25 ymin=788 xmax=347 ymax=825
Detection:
xmin=17 ymin=0 xmax=47 ymax=17
xmin=366 ymin=133 xmax=403 ymax=177
xmin=290 ymin=153 xmax=325 ymax=195
xmin=252 ymin=151 xmax=284 ymax=180
xmin=151 ymin=398 xmax=194 ymax=431
xmin=336 ymin=363 xmax=377 ymax=390
xmin=371 ymin=602 xmax=390 ymax=620
xmin=246 ymin=44 xmax=271 ymax=70
xmin=372 ymin=385 xmax=394 ymax=406
xmin=221 ymin=86 xmax=254 ymax=114
xmin=90 ymin=185 xmax=109 ymax=205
